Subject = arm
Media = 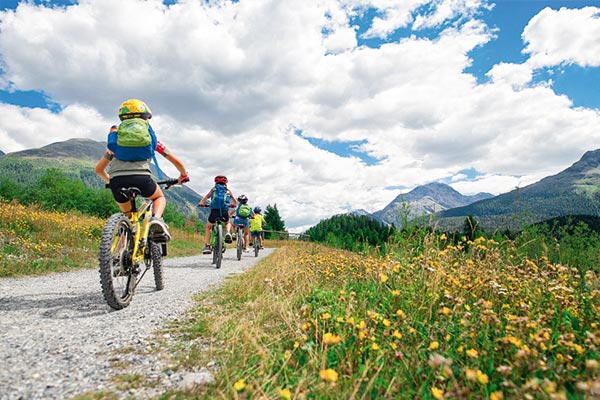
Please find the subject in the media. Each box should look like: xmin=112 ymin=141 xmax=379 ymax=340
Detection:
xmin=199 ymin=189 xmax=212 ymax=206
xmin=156 ymin=141 xmax=189 ymax=183
xmin=229 ymin=190 xmax=237 ymax=207
xmin=94 ymin=150 xmax=113 ymax=184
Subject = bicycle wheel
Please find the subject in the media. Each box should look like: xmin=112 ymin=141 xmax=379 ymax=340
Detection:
xmin=211 ymin=228 xmax=217 ymax=265
xmin=215 ymin=223 xmax=223 ymax=269
xmin=236 ymin=228 xmax=243 ymax=261
xmin=99 ymin=213 xmax=136 ymax=310
xmin=254 ymin=235 xmax=259 ymax=257
xmin=150 ymin=242 xmax=164 ymax=290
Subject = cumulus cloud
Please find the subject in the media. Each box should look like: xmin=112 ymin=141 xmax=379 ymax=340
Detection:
xmin=523 ymin=6 xmax=600 ymax=68
xmin=0 ymin=0 xmax=599 ymax=230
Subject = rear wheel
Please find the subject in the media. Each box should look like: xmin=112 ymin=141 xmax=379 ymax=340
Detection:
xmin=215 ymin=224 xmax=223 ymax=269
xmin=254 ymin=235 xmax=259 ymax=257
xmin=236 ymin=228 xmax=243 ymax=260
xmin=150 ymin=242 xmax=164 ymax=290
xmin=99 ymin=214 xmax=136 ymax=310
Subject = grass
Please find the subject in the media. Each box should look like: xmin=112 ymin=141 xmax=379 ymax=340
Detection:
xmin=160 ymin=236 xmax=600 ymax=399
xmin=4 ymin=197 xmax=600 ymax=398
xmin=0 ymin=198 xmax=202 ymax=277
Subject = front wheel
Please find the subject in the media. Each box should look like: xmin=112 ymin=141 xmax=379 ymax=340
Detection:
xmin=254 ymin=235 xmax=260 ymax=257
xmin=99 ymin=214 xmax=136 ymax=310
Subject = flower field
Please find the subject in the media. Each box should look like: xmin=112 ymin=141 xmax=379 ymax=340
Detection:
xmin=177 ymin=234 xmax=600 ymax=399
xmin=0 ymin=198 xmax=201 ymax=277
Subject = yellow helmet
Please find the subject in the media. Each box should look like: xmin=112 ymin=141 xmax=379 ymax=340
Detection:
xmin=118 ymin=99 xmax=152 ymax=121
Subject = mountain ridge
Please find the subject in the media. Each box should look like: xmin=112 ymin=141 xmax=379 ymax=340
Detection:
xmin=371 ymin=182 xmax=493 ymax=227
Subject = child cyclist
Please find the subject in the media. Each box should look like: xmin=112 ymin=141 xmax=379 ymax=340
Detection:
xmin=95 ymin=99 xmax=189 ymax=242
xmin=230 ymin=194 xmax=254 ymax=252
xmin=250 ymin=206 xmax=266 ymax=249
xmin=199 ymin=175 xmax=237 ymax=254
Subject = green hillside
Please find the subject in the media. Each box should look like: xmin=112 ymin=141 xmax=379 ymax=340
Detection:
xmin=0 ymin=138 xmax=205 ymax=218
xmin=432 ymin=149 xmax=600 ymax=231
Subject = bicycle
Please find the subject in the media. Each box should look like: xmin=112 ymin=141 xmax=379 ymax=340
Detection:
xmin=251 ymin=231 xmax=261 ymax=257
xmin=199 ymin=205 xmax=233 ymax=269
xmin=99 ymin=178 xmax=179 ymax=310
xmin=234 ymin=223 xmax=246 ymax=260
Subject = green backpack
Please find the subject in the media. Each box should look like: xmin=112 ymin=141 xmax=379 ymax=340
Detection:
xmin=238 ymin=204 xmax=252 ymax=218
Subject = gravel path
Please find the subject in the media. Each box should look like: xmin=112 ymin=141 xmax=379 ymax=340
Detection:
xmin=0 ymin=248 xmax=274 ymax=400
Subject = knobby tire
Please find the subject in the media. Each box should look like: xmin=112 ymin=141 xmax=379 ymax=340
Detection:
xmin=150 ymin=242 xmax=164 ymax=290
xmin=215 ymin=224 xmax=223 ymax=269
xmin=99 ymin=213 xmax=136 ymax=310
xmin=236 ymin=227 xmax=243 ymax=261
xmin=254 ymin=236 xmax=259 ymax=257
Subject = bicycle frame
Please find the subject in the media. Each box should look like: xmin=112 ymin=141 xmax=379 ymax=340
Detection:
xmin=110 ymin=198 xmax=153 ymax=268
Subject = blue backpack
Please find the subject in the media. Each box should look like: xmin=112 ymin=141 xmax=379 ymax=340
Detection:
xmin=107 ymin=119 xmax=157 ymax=161
xmin=210 ymin=184 xmax=231 ymax=210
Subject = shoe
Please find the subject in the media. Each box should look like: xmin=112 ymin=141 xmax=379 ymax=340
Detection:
xmin=202 ymin=245 xmax=212 ymax=255
xmin=243 ymin=248 xmax=249 ymax=253
xmin=260 ymin=246 xmax=264 ymax=249
xmin=231 ymin=232 xmax=237 ymax=240
xmin=149 ymin=217 xmax=171 ymax=242
xmin=224 ymin=233 xmax=233 ymax=243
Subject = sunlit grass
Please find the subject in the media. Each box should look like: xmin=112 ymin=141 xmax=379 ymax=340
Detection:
xmin=167 ymin=235 xmax=600 ymax=399
xmin=0 ymin=199 xmax=202 ymax=277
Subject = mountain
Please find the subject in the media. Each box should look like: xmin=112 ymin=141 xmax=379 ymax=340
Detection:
xmin=371 ymin=182 xmax=493 ymax=227
xmin=0 ymin=138 xmax=205 ymax=218
xmin=432 ymin=149 xmax=600 ymax=231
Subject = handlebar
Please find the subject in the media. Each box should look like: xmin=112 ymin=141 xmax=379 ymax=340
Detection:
xmin=104 ymin=178 xmax=183 ymax=190
xmin=198 ymin=204 xmax=236 ymax=208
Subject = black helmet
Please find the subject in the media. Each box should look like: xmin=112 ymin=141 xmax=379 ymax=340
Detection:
xmin=253 ymin=206 xmax=261 ymax=214
xmin=237 ymin=194 xmax=248 ymax=204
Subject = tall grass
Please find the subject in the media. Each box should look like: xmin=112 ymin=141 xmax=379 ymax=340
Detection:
xmin=0 ymin=198 xmax=201 ymax=277
xmin=164 ymin=231 xmax=600 ymax=399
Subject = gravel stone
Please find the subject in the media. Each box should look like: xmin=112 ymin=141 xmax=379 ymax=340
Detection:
xmin=0 ymin=248 xmax=274 ymax=399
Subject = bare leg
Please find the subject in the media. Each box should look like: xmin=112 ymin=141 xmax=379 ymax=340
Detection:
xmin=205 ymin=222 xmax=213 ymax=246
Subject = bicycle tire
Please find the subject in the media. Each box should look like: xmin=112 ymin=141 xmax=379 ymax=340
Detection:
xmin=211 ymin=227 xmax=217 ymax=265
xmin=254 ymin=236 xmax=259 ymax=257
xmin=215 ymin=224 xmax=223 ymax=269
xmin=99 ymin=213 xmax=136 ymax=310
xmin=236 ymin=227 xmax=243 ymax=261
xmin=151 ymin=242 xmax=164 ymax=290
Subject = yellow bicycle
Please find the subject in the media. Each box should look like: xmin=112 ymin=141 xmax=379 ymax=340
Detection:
xmin=99 ymin=179 xmax=179 ymax=310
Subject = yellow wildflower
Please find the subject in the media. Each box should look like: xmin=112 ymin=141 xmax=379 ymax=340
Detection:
xmin=476 ymin=370 xmax=489 ymax=384
xmin=323 ymin=333 xmax=343 ymax=345
xmin=321 ymin=313 xmax=331 ymax=320
xmin=279 ymin=388 xmax=292 ymax=400
xmin=382 ymin=319 xmax=391 ymax=327
xmin=319 ymin=368 xmax=339 ymax=382
xmin=429 ymin=341 xmax=440 ymax=350
xmin=391 ymin=290 xmax=401 ymax=296
xmin=466 ymin=348 xmax=479 ymax=358
xmin=490 ymin=391 xmax=504 ymax=400
xmin=380 ymin=274 xmax=389 ymax=283
xmin=431 ymin=387 xmax=444 ymax=400
xmin=372 ymin=342 xmax=380 ymax=351
xmin=233 ymin=379 xmax=246 ymax=392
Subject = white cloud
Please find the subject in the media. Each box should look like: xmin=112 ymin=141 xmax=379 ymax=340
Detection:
xmin=0 ymin=0 xmax=599 ymax=231
xmin=523 ymin=6 xmax=600 ymax=68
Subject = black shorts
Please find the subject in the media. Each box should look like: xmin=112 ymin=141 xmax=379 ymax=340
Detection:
xmin=208 ymin=208 xmax=230 ymax=224
xmin=109 ymin=175 xmax=157 ymax=204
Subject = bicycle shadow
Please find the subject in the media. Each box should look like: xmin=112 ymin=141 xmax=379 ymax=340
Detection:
xmin=0 ymin=290 xmax=109 ymax=319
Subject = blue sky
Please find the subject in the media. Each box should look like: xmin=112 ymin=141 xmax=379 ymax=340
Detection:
xmin=0 ymin=0 xmax=599 ymax=231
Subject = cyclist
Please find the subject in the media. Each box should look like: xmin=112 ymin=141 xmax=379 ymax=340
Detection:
xmin=94 ymin=99 xmax=189 ymax=242
xmin=230 ymin=194 xmax=254 ymax=252
xmin=199 ymin=175 xmax=237 ymax=254
xmin=250 ymin=206 xmax=267 ymax=249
